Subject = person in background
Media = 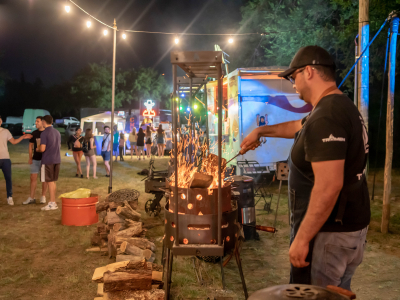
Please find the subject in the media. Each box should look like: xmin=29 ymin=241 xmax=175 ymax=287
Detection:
xmin=145 ymin=125 xmax=154 ymax=158
xmin=67 ymin=128 xmax=84 ymax=178
xmin=136 ymin=128 xmax=145 ymax=160
xmin=23 ymin=116 xmax=48 ymax=205
xmin=0 ymin=115 xmax=32 ymax=205
xmin=118 ymin=132 xmax=125 ymax=161
xmin=113 ymin=126 xmax=119 ymax=162
xmin=83 ymin=128 xmax=97 ymax=179
xmin=129 ymin=127 xmax=137 ymax=159
xmin=156 ymin=124 xmax=165 ymax=158
xmin=101 ymin=126 xmax=111 ymax=177
xmin=37 ymin=115 xmax=61 ymax=211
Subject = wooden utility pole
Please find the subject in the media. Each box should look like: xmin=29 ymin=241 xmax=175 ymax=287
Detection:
xmin=381 ymin=14 xmax=399 ymax=234
xmin=358 ymin=0 xmax=369 ymax=129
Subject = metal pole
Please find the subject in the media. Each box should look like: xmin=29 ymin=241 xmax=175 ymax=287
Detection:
xmin=172 ymin=65 xmax=179 ymax=246
xmin=354 ymin=40 xmax=358 ymax=107
xmin=205 ymin=84 xmax=209 ymax=152
xmin=108 ymin=19 xmax=117 ymax=194
xmin=382 ymin=15 xmax=398 ymax=234
xmin=217 ymin=64 xmax=223 ymax=246
xmin=189 ymin=78 xmax=193 ymax=162
xmin=358 ymin=0 xmax=369 ymax=129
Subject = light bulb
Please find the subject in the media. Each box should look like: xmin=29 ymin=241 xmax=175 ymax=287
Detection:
xmin=228 ymin=37 xmax=233 ymax=44
xmin=65 ymin=5 xmax=70 ymax=13
xmin=122 ymin=33 xmax=126 ymax=39
xmin=86 ymin=21 xmax=91 ymax=28
xmin=174 ymin=38 xmax=179 ymax=44
xmin=103 ymin=29 xmax=108 ymax=36
xmin=194 ymin=104 xmax=198 ymax=109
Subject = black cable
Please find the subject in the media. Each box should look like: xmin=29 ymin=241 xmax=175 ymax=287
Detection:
xmin=371 ymin=27 xmax=391 ymax=201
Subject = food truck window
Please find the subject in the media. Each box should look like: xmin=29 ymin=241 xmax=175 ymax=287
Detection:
xmin=96 ymin=122 xmax=105 ymax=135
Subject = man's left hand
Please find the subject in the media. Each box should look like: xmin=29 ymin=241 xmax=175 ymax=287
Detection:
xmin=289 ymin=237 xmax=310 ymax=268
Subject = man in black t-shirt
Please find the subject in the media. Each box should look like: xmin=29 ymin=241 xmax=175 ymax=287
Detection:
xmin=241 ymin=46 xmax=370 ymax=290
xmin=23 ymin=116 xmax=48 ymax=205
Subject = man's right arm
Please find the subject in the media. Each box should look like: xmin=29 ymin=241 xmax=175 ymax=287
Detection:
xmin=240 ymin=119 xmax=303 ymax=153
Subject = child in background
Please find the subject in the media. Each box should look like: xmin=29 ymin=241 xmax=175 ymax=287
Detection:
xmin=119 ymin=132 xmax=125 ymax=162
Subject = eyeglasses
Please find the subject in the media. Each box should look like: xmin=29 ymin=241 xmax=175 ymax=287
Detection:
xmin=288 ymin=67 xmax=306 ymax=84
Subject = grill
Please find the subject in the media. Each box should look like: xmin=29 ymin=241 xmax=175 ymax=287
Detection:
xmin=164 ymin=184 xmax=238 ymax=253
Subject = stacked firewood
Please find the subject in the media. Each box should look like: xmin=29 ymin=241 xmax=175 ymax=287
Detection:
xmin=89 ymin=189 xmax=164 ymax=300
xmin=93 ymin=259 xmax=164 ymax=300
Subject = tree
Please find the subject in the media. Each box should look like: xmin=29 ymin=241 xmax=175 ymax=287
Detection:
xmin=70 ymin=63 xmax=170 ymax=110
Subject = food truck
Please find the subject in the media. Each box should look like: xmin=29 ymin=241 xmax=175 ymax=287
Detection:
xmin=206 ymin=67 xmax=313 ymax=168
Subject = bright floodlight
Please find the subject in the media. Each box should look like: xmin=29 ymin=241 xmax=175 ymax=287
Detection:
xmin=65 ymin=5 xmax=70 ymax=13
xmin=228 ymin=37 xmax=234 ymax=43
xmin=103 ymin=29 xmax=108 ymax=36
xmin=174 ymin=37 xmax=179 ymax=44
xmin=194 ymin=104 xmax=198 ymax=109
xmin=122 ymin=33 xmax=127 ymax=39
xmin=86 ymin=21 xmax=91 ymax=28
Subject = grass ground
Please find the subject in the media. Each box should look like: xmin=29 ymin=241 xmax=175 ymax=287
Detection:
xmin=1 ymin=140 xmax=400 ymax=300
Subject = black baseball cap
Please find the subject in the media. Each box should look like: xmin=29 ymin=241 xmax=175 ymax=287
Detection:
xmin=278 ymin=45 xmax=336 ymax=80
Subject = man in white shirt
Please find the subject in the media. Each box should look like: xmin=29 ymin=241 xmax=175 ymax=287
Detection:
xmin=0 ymin=116 xmax=32 ymax=205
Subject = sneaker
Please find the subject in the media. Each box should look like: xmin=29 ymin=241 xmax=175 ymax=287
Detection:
xmin=23 ymin=197 xmax=36 ymax=205
xmin=41 ymin=202 xmax=58 ymax=211
xmin=7 ymin=197 xmax=14 ymax=205
xmin=80 ymin=174 xmax=83 ymax=178
xmin=40 ymin=196 xmax=46 ymax=204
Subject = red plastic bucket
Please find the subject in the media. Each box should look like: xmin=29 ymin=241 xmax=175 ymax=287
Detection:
xmin=61 ymin=194 xmax=99 ymax=226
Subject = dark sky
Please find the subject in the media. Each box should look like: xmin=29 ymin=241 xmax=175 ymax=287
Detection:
xmin=0 ymin=0 xmax=247 ymax=86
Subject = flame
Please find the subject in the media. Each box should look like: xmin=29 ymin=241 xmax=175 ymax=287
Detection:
xmin=169 ymin=126 xmax=227 ymax=190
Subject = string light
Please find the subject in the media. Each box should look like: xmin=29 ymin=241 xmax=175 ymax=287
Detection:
xmin=65 ymin=0 xmax=319 ymax=41
xmin=194 ymin=104 xmax=198 ymax=109
xmin=122 ymin=33 xmax=127 ymax=39
xmin=86 ymin=21 xmax=91 ymax=28
xmin=103 ymin=29 xmax=108 ymax=36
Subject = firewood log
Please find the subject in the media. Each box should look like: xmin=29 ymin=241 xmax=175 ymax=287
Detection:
xmin=105 ymin=289 xmax=165 ymax=300
xmin=97 ymin=223 xmax=107 ymax=233
xmin=115 ymin=222 xmax=142 ymax=238
xmin=103 ymin=260 xmax=152 ymax=292
xmin=97 ymin=283 xmax=104 ymax=296
xmin=189 ymin=172 xmax=214 ymax=188
xmin=106 ymin=211 xmax=125 ymax=225
xmin=108 ymin=232 xmax=118 ymax=259
xmin=116 ymin=205 xmax=141 ymax=222
xmin=115 ymin=255 xmax=146 ymax=263
xmin=96 ymin=202 xmax=109 ymax=214
xmin=112 ymin=223 xmax=126 ymax=232
xmin=127 ymin=199 xmax=138 ymax=210
xmin=108 ymin=202 xmax=120 ymax=211
xmin=114 ymin=236 xmax=156 ymax=252
xmin=120 ymin=242 xmax=155 ymax=261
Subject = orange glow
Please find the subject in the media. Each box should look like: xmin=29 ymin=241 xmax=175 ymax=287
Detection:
xmin=183 ymin=238 xmax=188 ymax=244
xmin=196 ymin=195 xmax=202 ymax=201
xmin=170 ymin=236 xmax=174 ymax=242
xmin=187 ymin=203 xmax=193 ymax=209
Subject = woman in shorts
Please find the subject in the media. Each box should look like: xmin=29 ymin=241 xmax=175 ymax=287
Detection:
xmin=145 ymin=126 xmax=155 ymax=158
xmin=68 ymin=128 xmax=84 ymax=178
xmin=136 ymin=128 xmax=145 ymax=160
xmin=129 ymin=127 xmax=137 ymax=159
xmin=156 ymin=124 xmax=165 ymax=158
xmin=83 ymin=128 xmax=97 ymax=179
